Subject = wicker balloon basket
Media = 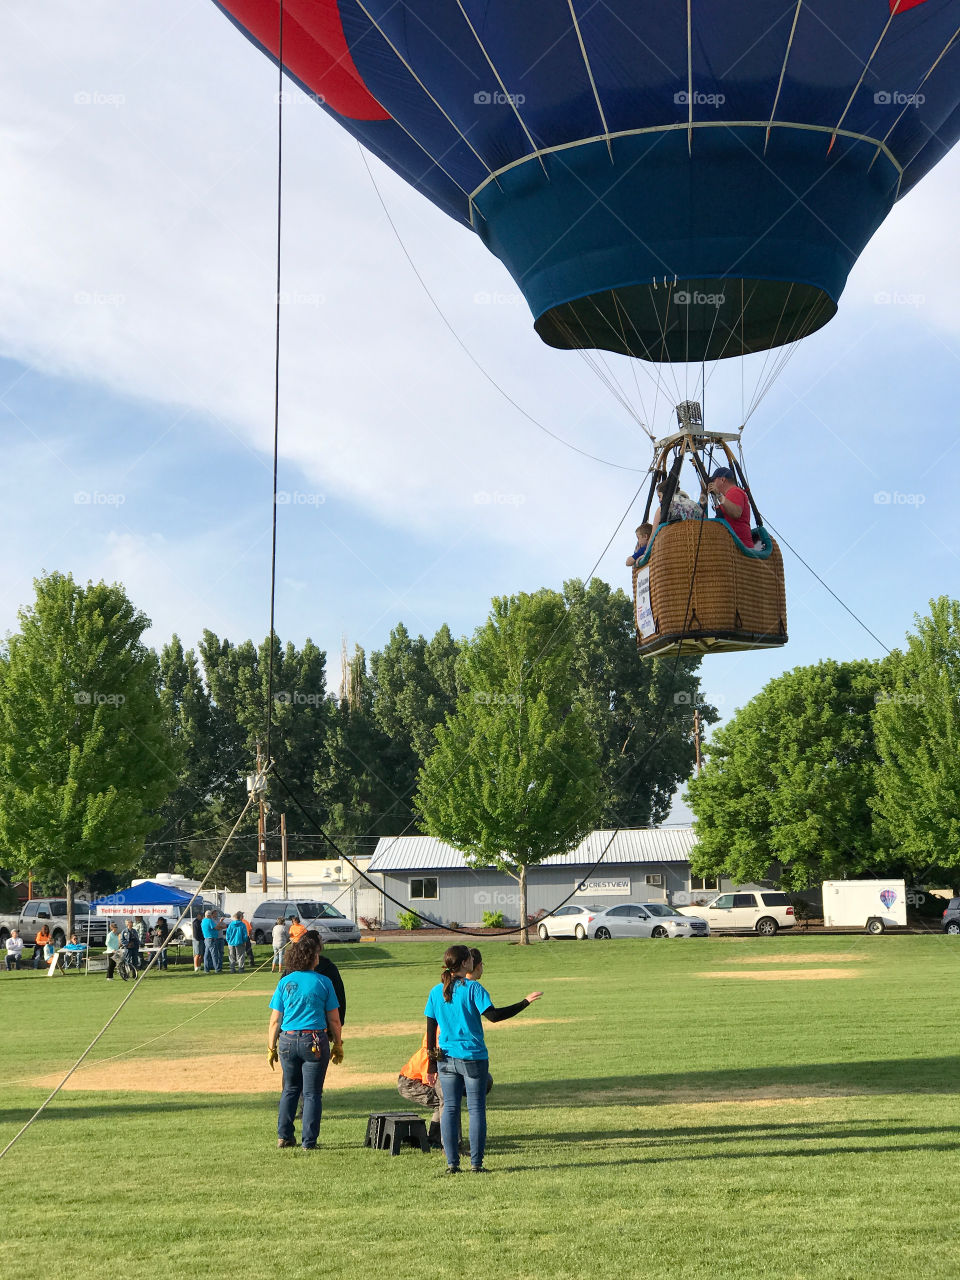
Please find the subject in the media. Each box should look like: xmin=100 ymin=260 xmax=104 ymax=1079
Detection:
xmin=633 ymin=520 xmax=787 ymax=657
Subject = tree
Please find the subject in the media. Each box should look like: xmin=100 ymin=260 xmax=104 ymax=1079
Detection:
xmin=0 ymin=573 xmax=178 ymax=933
xmin=685 ymin=659 xmax=885 ymax=890
xmin=563 ymin=577 xmax=717 ymax=825
xmin=190 ymin=631 xmax=332 ymax=885
xmin=416 ymin=590 xmax=602 ymax=941
xmin=315 ymin=643 xmax=405 ymax=847
xmin=872 ymin=597 xmax=960 ymax=876
xmin=146 ymin=636 xmax=224 ymax=880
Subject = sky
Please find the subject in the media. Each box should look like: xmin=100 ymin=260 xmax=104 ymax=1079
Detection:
xmin=2 ymin=1 xmax=959 ymax=826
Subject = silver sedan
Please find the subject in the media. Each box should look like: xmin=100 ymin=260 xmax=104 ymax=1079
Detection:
xmin=589 ymin=902 xmax=710 ymax=939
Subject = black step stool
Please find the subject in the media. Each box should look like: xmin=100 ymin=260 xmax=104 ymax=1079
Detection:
xmin=365 ymin=1111 xmax=430 ymax=1156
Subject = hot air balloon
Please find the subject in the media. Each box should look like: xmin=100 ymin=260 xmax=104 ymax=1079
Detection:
xmin=210 ymin=0 xmax=960 ymax=653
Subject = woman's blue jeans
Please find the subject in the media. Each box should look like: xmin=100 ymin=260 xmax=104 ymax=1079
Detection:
xmin=438 ymin=1057 xmax=489 ymax=1169
xmin=278 ymin=1031 xmax=330 ymax=1148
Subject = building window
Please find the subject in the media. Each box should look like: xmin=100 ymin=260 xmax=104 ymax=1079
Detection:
xmin=691 ymin=875 xmax=719 ymax=891
xmin=644 ymin=874 xmax=663 ymax=886
xmin=410 ymin=877 xmax=438 ymax=900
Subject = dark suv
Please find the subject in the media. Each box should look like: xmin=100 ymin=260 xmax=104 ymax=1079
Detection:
xmin=942 ymin=898 xmax=960 ymax=934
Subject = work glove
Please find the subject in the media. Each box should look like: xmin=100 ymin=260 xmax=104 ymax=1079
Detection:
xmin=330 ymin=1041 xmax=344 ymax=1066
xmin=268 ymin=1046 xmax=278 ymax=1071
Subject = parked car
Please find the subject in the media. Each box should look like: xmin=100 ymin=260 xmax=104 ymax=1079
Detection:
xmin=249 ymin=899 xmax=361 ymax=944
xmin=588 ymin=902 xmax=710 ymax=939
xmin=942 ymin=898 xmax=960 ymax=934
xmin=536 ymin=903 xmax=604 ymax=940
xmin=679 ymin=890 xmax=795 ymax=935
xmin=0 ymin=898 xmax=107 ymax=949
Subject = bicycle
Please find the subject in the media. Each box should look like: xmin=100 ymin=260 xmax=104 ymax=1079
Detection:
xmin=115 ymin=948 xmax=138 ymax=981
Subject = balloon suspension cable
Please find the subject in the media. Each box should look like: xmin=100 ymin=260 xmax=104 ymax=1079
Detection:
xmin=265 ymin=0 xmax=285 ymax=770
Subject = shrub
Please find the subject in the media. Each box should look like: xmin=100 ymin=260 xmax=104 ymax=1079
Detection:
xmin=481 ymin=910 xmax=505 ymax=928
xmin=397 ymin=910 xmax=422 ymax=931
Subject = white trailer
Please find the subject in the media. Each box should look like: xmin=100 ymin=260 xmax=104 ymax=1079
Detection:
xmin=822 ymin=879 xmax=908 ymax=933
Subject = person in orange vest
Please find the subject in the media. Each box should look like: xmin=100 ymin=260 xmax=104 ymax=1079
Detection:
xmin=288 ymin=916 xmax=307 ymax=944
xmin=33 ymin=924 xmax=52 ymax=969
xmin=242 ymin=916 xmax=255 ymax=968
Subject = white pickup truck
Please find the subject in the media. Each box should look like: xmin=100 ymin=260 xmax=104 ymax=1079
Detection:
xmin=0 ymin=898 xmax=108 ymax=949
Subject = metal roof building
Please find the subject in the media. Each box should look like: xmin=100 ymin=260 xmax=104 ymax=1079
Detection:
xmin=367 ymin=827 xmax=719 ymax=928
xmin=369 ymin=828 xmax=699 ymax=872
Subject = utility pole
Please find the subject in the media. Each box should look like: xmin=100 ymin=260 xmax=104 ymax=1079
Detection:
xmin=280 ymin=812 xmax=288 ymax=897
xmin=694 ymin=708 xmax=703 ymax=777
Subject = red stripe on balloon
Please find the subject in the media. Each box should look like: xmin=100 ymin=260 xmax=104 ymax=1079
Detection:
xmin=222 ymin=0 xmax=389 ymax=121
xmin=890 ymin=0 xmax=930 ymax=13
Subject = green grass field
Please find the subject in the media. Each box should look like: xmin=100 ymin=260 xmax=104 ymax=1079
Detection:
xmin=4 ymin=934 xmax=960 ymax=1278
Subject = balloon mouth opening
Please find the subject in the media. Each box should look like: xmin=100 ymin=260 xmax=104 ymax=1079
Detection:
xmin=534 ymin=280 xmax=837 ymax=363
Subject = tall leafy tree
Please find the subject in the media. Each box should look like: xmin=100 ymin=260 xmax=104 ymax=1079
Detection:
xmin=416 ymin=590 xmax=602 ymax=941
xmin=0 ymin=572 xmax=178 ymax=931
xmin=191 ymin=631 xmax=332 ymax=884
xmin=872 ymin=597 xmax=960 ymax=875
xmin=315 ymin=644 xmax=404 ymax=848
xmin=686 ymin=659 xmax=886 ymax=889
xmin=564 ymin=577 xmax=717 ymax=825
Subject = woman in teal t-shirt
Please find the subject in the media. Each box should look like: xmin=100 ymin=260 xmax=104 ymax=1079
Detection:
xmin=424 ymin=944 xmax=542 ymax=1174
xmin=267 ymin=936 xmax=344 ymax=1150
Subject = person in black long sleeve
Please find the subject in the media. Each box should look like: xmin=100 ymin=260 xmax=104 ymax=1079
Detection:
xmin=304 ymin=931 xmax=346 ymax=1026
xmin=424 ymin=944 xmax=542 ymax=1174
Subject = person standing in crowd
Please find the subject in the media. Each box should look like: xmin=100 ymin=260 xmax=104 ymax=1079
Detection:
xmin=266 ymin=936 xmax=343 ymax=1151
xmin=242 ymin=914 xmax=255 ymax=969
xmin=201 ymin=909 xmax=221 ymax=973
xmin=154 ymin=915 xmax=169 ymax=971
xmin=191 ymin=913 xmax=204 ymax=973
xmin=271 ymin=917 xmax=288 ymax=972
xmin=288 ymin=915 xmax=306 ymax=944
xmin=424 ymin=944 xmax=542 ymax=1174
xmin=105 ymin=922 xmax=121 ymax=980
xmin=226 ymin=911 xmax=249 ymax=974
xmin=33 ymin=922 xmax=51 ymax=969
xmin=120 ymin=918 xmax=141 ymax=971
xmin=303 ymin=930 xmax=346 ymax=1026
xmin=5 ymin=929 xmax=23 ymax=970
xmin=134 ymin=915 xmax=149 ymax=957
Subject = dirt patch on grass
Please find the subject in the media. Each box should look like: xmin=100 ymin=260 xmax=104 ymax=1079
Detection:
xmin=723 ymin=954 xmax=863 ymax=965
xmin=699 ymin=968 xmax=863 ymax=981
xmin=32 ymin=1056 xmax=397 ymax=1094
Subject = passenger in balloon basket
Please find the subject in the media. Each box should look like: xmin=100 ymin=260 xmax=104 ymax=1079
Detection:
xmin=626 ymin=523 xmax=653 ymax=567
xmin=704 ymin=468 xmax=754 ymax=547
xmin=653 ymin=483 xmax=703 ymax=526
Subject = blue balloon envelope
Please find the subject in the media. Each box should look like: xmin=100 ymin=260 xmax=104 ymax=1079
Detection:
xmin=211 ymin=0 xmax=960 ymax=360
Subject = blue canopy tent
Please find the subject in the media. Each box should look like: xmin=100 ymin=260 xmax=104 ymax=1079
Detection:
xmin=87 ymin=882 xmax=218 ymax=975
xmin=90 ymin=880 xmax=197 ymax=916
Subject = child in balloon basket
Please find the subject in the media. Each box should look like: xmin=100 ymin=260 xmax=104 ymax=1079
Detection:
xmin=626 ymin=523 xmax=653 ymax=567
xmin=424 ymin=945 xmax=542 ymax=1173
